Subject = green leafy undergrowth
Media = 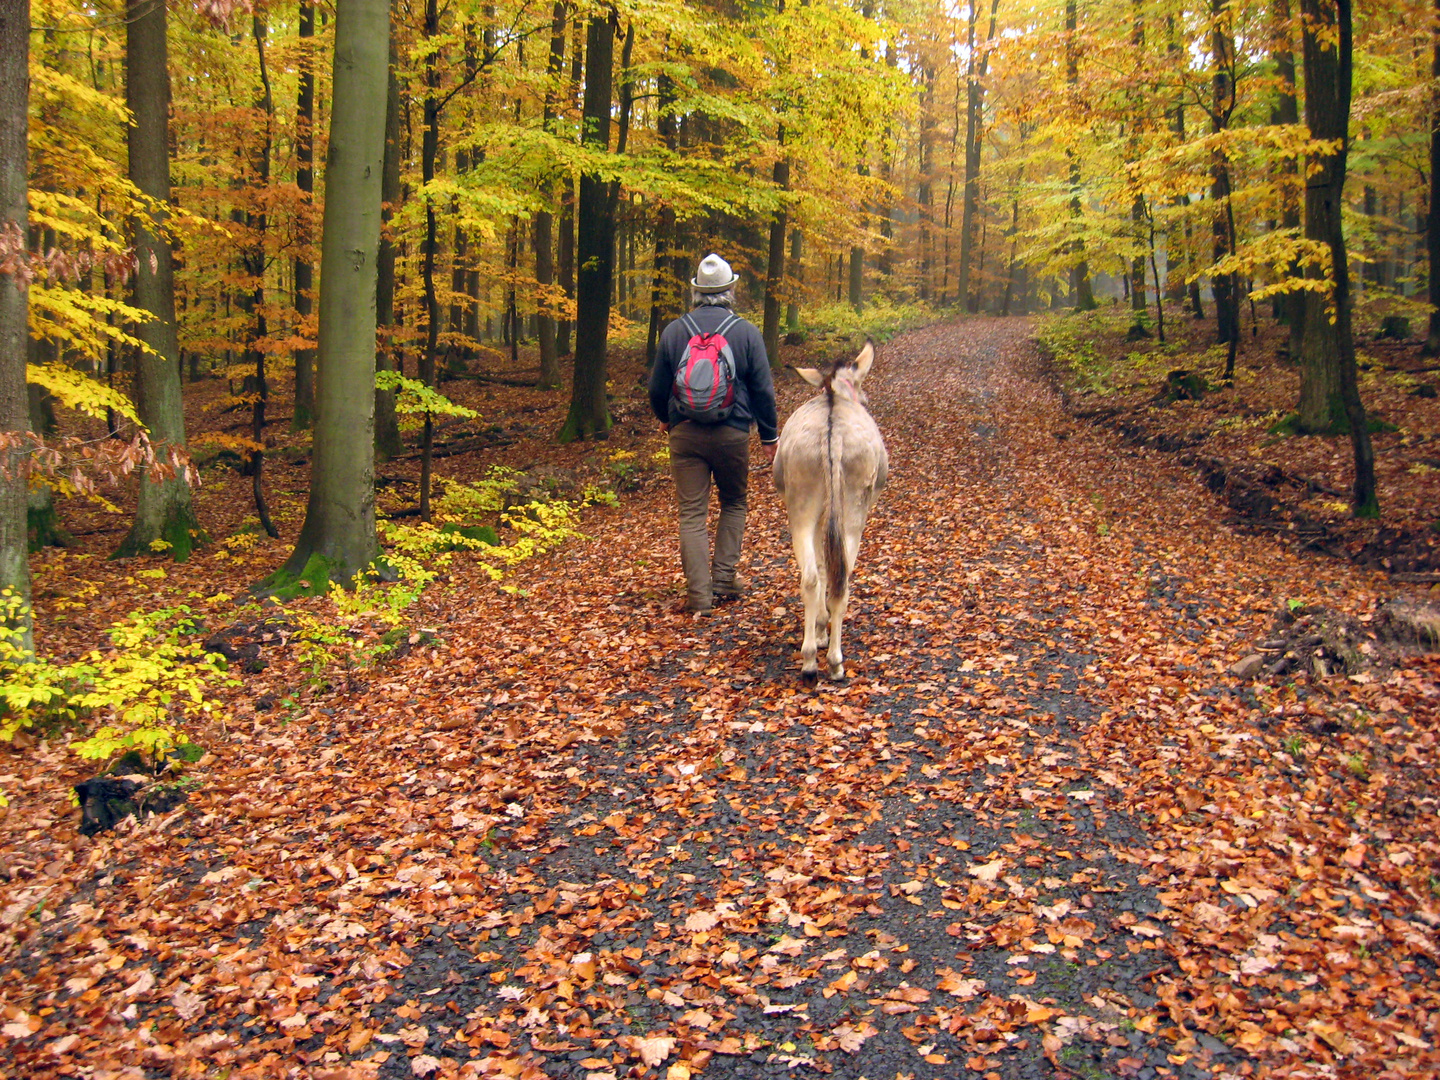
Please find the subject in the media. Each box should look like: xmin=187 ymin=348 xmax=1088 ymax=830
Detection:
xmin=375 ymin=370 xmax=479 ymax=428
xmin=800 ymin=298 xmax=941 ymax=347
xmin=1037 ymin=309 xmax=1183 ymax=398
xmin=387 ymin=466 xmax=601 ymax=584
xmin=1037 ymin=313 xmax=1114 ymax=396
xmin=0 ymin=595 xmax=231 ymax=801
xmin=284 ymin=466 xmax=610 ymax=686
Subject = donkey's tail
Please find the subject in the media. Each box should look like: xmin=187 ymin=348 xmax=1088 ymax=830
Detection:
xmin=823 ymin=428 xmax=848 ymax=609
xmin=824 ymin=509 xmax=846 ymax=608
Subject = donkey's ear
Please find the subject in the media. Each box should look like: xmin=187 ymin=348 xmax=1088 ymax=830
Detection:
xmin=794 ymin=367 xmax=825 ymax=387
xmin=853 ymin=340 xmax=875 ymax=382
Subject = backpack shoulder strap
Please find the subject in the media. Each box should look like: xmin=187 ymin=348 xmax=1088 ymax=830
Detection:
xmin=714 ymin=314 xmax=741 ymax=336
xmin=679 ymin=313 xmax=701 ymax=338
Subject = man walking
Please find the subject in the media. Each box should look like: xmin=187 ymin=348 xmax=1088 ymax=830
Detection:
xmin=649 ymin=253 xmax=778 ymax=615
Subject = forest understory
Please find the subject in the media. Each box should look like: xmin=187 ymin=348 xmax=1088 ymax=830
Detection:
xmin=1 ymin=314 xmax=1438 ymax=1080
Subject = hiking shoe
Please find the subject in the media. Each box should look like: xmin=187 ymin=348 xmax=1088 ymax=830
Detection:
xmin=675 ymin=599 xmax=713 ymax=616
xmin=713 ymin=574 xmax=747 ymax=601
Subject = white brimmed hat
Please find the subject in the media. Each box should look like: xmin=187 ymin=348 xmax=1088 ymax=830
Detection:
xmin=691 ymin=253 xmax=739 ymax=293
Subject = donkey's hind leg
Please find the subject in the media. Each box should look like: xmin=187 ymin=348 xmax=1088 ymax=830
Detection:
xmin=828 ymin=527 xmax=866 ymax=679
xmin=793 ymin=528 xmax=824 ymax=686
xmin=826 ymin=579 xmax=850 ymax=680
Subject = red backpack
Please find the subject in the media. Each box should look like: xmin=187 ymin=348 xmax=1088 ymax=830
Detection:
xmin=672 ymin=313 xmax=740 ymax=423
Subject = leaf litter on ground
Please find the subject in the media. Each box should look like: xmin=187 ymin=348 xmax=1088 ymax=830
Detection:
xmin=0 ymin=317 xmax=1437 ymax=1080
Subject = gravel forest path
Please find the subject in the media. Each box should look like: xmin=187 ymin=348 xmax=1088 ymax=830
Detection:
xmin=5 ymin=318 xmax=1437 ymax=1080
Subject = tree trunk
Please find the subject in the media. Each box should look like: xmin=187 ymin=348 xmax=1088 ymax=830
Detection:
xmin=374 ymin=31 xmax=403 ymax=459
xmin=245 ymin=15 xmax=278 ymax=538
xmin=849 ymin=241 xmax=864 ymax=312
xmin=556 ymin=15 xmax=583 ymax=358
xmin=1211 ymin=0 xmax=1240 ymax=380
xmin=1001 ymin=198 xmax=1020 ymax=316
xmin=418 ymin=0 xmax=441 ymax=519
xmin=449 ymin=148 xmax=473 ymax=371
xmin=271 ymin=0 xmax=387 ymax=588
xmin=1129 ymin=193 xmax=1148 ymax=317
xmin=645 ymin=70 xmax=678 ymax=367
xmin=1164 ymin=26 xmax=1205 ymax=320
xmin=558 ymin=10 xmax=616 ymax=443
xmin=292 ymin=0 xmax=317 ymax=430
xmin=1271 ymin=0 xmax=1304 ymax=355
xmin=763 ymin=138 xmax=789 ymax=366
xmin=1125 ymin=0 xmax=1146 ymax=322
xmin=876 ymin=41 xmax=898 ymax=282
xmin=0 ymin=0 xmax=30 ymax=651
xmin=1065 ymin=0 xmax=1096 ymax=311
xmin=787 ymin=227 xmax=803 ymax=331
xmin=1426 ymin=0 xmax=1440 ymax=354
xmin=1297 ymin=0 xmax=1376 ymax=516
xmin=917 ymin=66 xmax=935 ymax=302
xmin=25 ymin=382 xmax=70 ymax=552
xmin=115 ymin=0 xmax=203 ymax=561
xmin=957 ymin=0 xmax=999 ymax=312
xmin=535 ymin=1 xmax=566 ymax=388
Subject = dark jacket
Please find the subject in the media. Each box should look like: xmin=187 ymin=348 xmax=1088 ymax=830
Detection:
xmin=648 ymin=306 xmax=779 ymax=444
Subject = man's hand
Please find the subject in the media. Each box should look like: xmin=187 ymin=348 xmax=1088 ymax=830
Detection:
xmin=763 ymin=442 xmax=777 ymax=465
xmin=661 ymin=423 xmax=671 ymax=435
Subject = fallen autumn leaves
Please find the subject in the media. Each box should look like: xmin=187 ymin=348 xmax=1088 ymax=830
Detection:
xmin=1 ymin=317 xmax=1437 ymax=1080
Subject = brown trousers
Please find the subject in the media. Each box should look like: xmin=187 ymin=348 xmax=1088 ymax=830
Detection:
xmin=668 ymin=421 xmax=751 ymax=609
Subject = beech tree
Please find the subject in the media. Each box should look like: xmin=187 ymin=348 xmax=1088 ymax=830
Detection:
xmin=271 ymin=0 xmax=390 ymax=587
xmin=7 ymin=0 xmax=1425 ymax=569
xmin=1426 ymin=0 xmax=1440 ymax=355
xmin=1297 ymin=0 xmax=1376 ymax=515
xmin=374 ymin=30 xmax=403 ymax=460
xmin=0 ymin=0 xmax=29 ymax=650
xmin=114 ymin=0 xmax=203 ymax=561
xmin=292 ymin=0 xmax=318 ymax=430
xmin=558 ymin=10 xmax=619 ymax=444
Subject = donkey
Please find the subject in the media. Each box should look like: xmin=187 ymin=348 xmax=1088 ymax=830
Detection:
xmin=773 ymin=341 xmax=888 ymax=684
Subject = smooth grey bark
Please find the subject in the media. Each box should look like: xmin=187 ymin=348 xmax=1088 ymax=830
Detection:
xmin=418 ymin=0 xmax=441 ymax=519
xmin=763 ymin=138 xmax=789 ymax=366
xmin=1001 ymin=197 xmax=1022 ymax=315
xmin=848 ymin=240 xmax=863 ymax=312
xmin=115 ymin=0 xmax=202 ymax=561
xmin=374 ymin=31 xmax=403 ymax=459
xmin=555 ymin=16 xmax=583 ymax=358
xmin=535 ymin=1 xmax=566 ymax=388
xmin=558 ymin=11 xmax=617 ymax=443
xmin=0 ymin=0 xmax=31 ymax=651
xmin=26 ymin=383 xmax=71 ymax=551
xmin=1426 ymin=0 xmax=1440 ymax=354
xmin=274 ymin=0 xmax=388 ymax=585
xmin=450 ymin=147 xmax=474 ymax=366
xmin=917 ymin=66 xmax=935 ymax=301
xmin=848 ymin=0 xmax=867 ymax=326
xmin=1065 ymin=0 xmax=1096 ymax=311
xmin=645 ymin=70 xmax=678 ymax=367
xmin=1210 ymin=0 xmax=1240 ymax=379
xmin=1296 ymin=0 xmax=1374 ymax=514
xmin=1127 ymin=0 xmax=1147 ymax=322
xmin=292 ymin=0 xmax=317 ymax=430
xmin=1272 ymin=0 xmax=1305 ymax=355
xmin=957 ymin=0 xmax=999 ymax=312
xmin=243 ymin=15 xmax=278 ymax=538
xmin=787 ymin=227 xmax=803 ymax=331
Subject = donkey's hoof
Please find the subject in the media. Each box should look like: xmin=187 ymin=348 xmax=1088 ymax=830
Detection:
xmin=800 ymin=667 xmax=819 ymax=688
xmin=829 ymin=663 xmax=846 ymax=680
